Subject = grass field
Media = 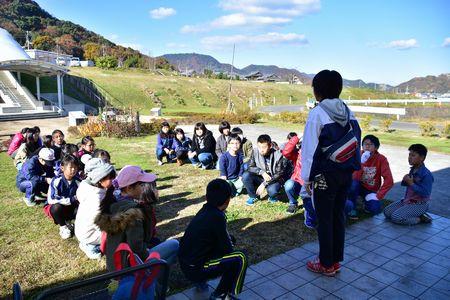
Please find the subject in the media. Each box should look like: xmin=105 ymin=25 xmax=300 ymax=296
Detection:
xmin=62 ymin=67 xmax=410 ymax=113
xmin=0 ymin=135 xmax=322 ymax=298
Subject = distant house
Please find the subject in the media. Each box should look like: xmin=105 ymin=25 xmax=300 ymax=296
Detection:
xmin=291 ymin=75 xmax=303 ymax=85
xmin=244 ymin=71 xmax=263 ymax=81
xmin=261 ymin=73 xmax=281 ymax=82
xmin=180 ymin=69 xmax=196 ymax=77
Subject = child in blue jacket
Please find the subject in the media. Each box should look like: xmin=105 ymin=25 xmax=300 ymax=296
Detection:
xmin=174 ymin=128 xmax=192 ymax=166
xmin=156 ymin=121 xmax=176 ymax=165
xmin=16 ymin=148 xmax=55 ymax=207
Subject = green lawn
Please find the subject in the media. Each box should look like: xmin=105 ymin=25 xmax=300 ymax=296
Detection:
xmin=0 ymin=135 xmax=320 ymax=298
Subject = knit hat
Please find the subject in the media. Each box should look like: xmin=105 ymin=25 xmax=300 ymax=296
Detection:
xmin=39 ymin=148 xmax=55 ymax=166
xmin=114 ymin=165 xmax=157 ymax=189
xmin=85 ymin=158 xmax=115 ymax=184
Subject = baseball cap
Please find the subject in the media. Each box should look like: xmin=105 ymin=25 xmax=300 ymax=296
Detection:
xmin=39 ymin=148 xmax=55 ymax=166
xmin=115 ymin=165 xmax=157 ymax=189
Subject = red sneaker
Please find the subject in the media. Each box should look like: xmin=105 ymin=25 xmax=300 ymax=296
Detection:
xmin=333 ymin=262 xmax=341 ymax=273
xmin=307 ymin=258 xmax=336 ymax=276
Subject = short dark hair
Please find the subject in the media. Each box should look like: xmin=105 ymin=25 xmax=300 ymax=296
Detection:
xmin=409 ymin=144 xmax=428 ymax=158
xmin=61 ymin=154 xmax=79 ymax=168
xmin=42 ymin=135 xmax=53 ymax=148
xmin=174 ymin=128 xmax=185 ymax=135
xmin=21 ymin=127 xmax=29 ymax=135
xmin=93 ymin=149 xmax=111 ymax=162
xmin=81 ymin=136 xmax=95 ymax=145
xmin=228 ymin=133 xmax=241 ymax=144
xmin=287 ymin=132 xmax=297 ymax=140
xmin=312 ymin=70 xmax=343 ymax=100
xmin=62 ymin=143 xmax=79 ymax=156
xmin=363 ymin=134 xmax=380 ymax=148
xmin=194 ymin=122 xmax=208 ymax=136
xmin=206 ymin=179 xmax=232 ymax=207
xmin=161 ymin=121 xmax=170 ymax=128
xmin=33 ymin=126 xmax=41 ymax=133
xmin=219 ymin=121 xmax=231 ymax=134
xmin=52 ymin=129 xmax=64 ymax=137
xmin=231 ymin=127 xmax=243 ymax=135
xmin=257 ymin=134 xmax=271 ymax=145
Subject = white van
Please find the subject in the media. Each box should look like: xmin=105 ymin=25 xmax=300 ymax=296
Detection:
xmin=56 ymin=57 xmax=66 ymax=66
xmin=70 ymin=57 xmax=81 ymax=67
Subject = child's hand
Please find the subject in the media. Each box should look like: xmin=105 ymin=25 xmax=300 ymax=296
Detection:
xmin=46 ymin=177 xmax=52 ymax=184
xmin=403 ymin=174 xmax=414 ymax=186
xmin=220 ymin=176 xmax=227 ymax=180
xmin=262 ymin=172 xmax=272 ymax=182
xmin=164 ymin=148 xmax=170 ymax=154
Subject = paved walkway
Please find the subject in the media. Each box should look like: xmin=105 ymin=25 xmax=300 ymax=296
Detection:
xmin=168 ymin=213 xmax=450 ymax=299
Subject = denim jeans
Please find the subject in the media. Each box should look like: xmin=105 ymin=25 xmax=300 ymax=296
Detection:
xmin=241 ymin=171 xmax=282 ymax=199
xmin=156 ymin=148 xmax=176 ymax=162
xmin=284 ymin=179 xmax=302 ymax=205
xmin=148 ymin=239 xmax=179 ymax=265
xmin=344 ymin=180 xmax=381 ymax=215
xmin=189 ymin=152 xmax=214 ymax=168
xmin=227 ymin=178 xmax=244 ymax=197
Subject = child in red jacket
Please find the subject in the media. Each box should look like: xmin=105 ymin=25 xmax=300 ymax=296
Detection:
xmin=345 ymin=135 xmax=393 ymax=218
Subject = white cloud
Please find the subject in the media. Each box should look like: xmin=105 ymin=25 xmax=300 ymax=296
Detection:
xmin=201 ymin=32 xmax=308 ymax=49
xmin=211 ymin=13 xmax=291 ymax=27
xmin=166 ymin=42 xmax=189 ymax=49
xmin=443 ymin=37 xmax=450 ymax=47
xmin=387 ymin=39 xmax=418 ymax=50
xmin=118 ymin=42 xmax=144 ymax=52
xmin=150 ymin=7 xmax=176 ymax=19
xmin=180 ymin=25 xmax=209 ymax=34
xmin=219 ymin=0 xmax=321 ymax=17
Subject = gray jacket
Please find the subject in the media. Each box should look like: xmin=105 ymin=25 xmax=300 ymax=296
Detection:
xmin=215 ymin=134 xmax=230 ymax=157
xmin=248 ymin=148 xmax=292 ymax=185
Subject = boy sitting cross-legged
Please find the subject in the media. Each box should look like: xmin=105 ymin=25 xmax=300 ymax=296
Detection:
xmin=219 ymin=134 xmax=245 ymax=197
xmin=178 ymin=179 xmax=247 ymax=300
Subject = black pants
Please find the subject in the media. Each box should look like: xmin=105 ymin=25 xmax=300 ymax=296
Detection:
xmin=181 ymin=251 xmax=247 ymax=296
xmin=50 ymin=203 xmax=77 ymax=226
xmin=176 ymin=150 xmax=188 ymax=160
xmin=313 ymin=169 xmax=352 ymax=268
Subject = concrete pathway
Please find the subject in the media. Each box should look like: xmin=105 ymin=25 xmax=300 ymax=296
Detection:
xmin=178 ymin=124 xmax=450 ymax=218
xmin=168 ymin=213 xmax=450 ymax=299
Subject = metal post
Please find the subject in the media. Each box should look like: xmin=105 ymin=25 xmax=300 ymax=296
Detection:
xmin=36 ymin=76 xmax=40 ymax=101
xmin=61 ymin=75 xmax=65 ymax=107
xmin=289 ymin=96 xmax=292 ymax=104
xmin=17 ymin=72 xmax=21 ymax=84
xmin=57 ymin=73 xmax=62 ymax=110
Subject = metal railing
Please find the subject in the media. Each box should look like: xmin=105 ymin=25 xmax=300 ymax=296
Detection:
xmin=0 ymin=81 xmax=21 ymax=106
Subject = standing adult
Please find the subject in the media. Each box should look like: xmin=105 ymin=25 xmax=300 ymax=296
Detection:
xmin=301 ymin=70 xmax=361 ymax=276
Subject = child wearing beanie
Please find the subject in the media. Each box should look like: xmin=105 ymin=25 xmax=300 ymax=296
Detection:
xmin=75 ymin=158 xmax=116 ymax=259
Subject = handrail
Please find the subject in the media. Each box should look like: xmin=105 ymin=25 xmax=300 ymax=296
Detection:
xmin=0 ymin=81 xmax=21 ymax=106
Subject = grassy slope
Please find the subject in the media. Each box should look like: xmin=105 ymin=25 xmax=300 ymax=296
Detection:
xmin=0 ymin=135 xmax=319 ymax=298
xmin=68 ymin=68 xmax=409 ymax=113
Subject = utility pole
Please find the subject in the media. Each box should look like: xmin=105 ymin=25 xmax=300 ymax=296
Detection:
xmin=227 ymin=44 xmax=235 ymax=113
xmin=25 ymin=31 xmax=31 ymax=49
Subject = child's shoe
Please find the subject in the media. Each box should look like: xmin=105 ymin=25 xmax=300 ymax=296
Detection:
xmin=286 ymin=204 xmax=298 ymax=214
xmin=304 ymin=210 xmax=317 ymax=229
xmin=176 ymin=158 xmax=184 ymax=166
xmin=59 ymin=225 xmax=72 ymax=239
xmin=246 ymin=197 xmax=256 ymax=206
xmin=419 ymin=213 xmax=432 ymax=223
xmin=79 ymin=242 xmax=101 ymax=260
xmin=157 ymin=160 xmax=163 ymax=166
xmin=348 ymin=209 xmax=359 ymax=220
xmin=333 ymin=262 xmax=341 ymax=273
xmin=268 ymin=196 xmax=278 ymax=203
xmin=209 ymin=291 xmax=227 ymax=300
xmin=307 ymin=257 xmax=336 ymax=276
xmin=23 ymin=197 xmax=36 ymax=207
xmin=34 ymin=193 xmax=47 ymax=202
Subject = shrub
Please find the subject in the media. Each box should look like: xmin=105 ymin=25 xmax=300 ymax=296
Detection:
xmin=95 ymin=56 xmax=118 ymax=69
xmin=419 ymin=122 xmax=436 ymax=137
xmin=276 ymin=112 xmax=308 ymax=124
xmin=77 ymin=118 xmax=105 ymax=137
xmin=360 ymin=115 xmax=373 ymax=132
xmin=172 ymin=112 xmax=260 ymax=125
xmin=380 ymin=117 xmax=394 ymax=132
xmin=441 ymin=122 xmax=450 ymax=139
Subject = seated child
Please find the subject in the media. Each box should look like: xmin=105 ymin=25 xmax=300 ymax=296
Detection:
xmin=45 ymin=155 xmax=80 ymax=239
xmin=75 ymin=158 xmax=115 ymax=259
xmin=188 ymin=122 xmax=217 ymax=170
xmin=174 ymin=128 xmax=192 ymax=166
xmin=156 ymin=121 xmax=176 ymax=165
xmin=14 ymin=128 xmax=39 ymax=170
xmin=32 ymin=135 xmax=53 ymax=157
xmin=51 ymin=129 xmax=66 ymax=160
xmin=54 ymin=144 xmax=79 ymax=177
xmin=345 ymin=135 xmax=394 ymax=218
xmin=7 ymin=127 xmax=28 ymax=158
xmin=231 ymin=127 xmax=253 ymax=170
xmin=16 ymin=148 xmax=55 ymax=206
xmin=219 ymin=134 xmax=244 ymax=197
xmin=384 ymin=144 xmax=434 ymax=225
xmin=92 ymin=149 xmax=111 ymax=163
xmin=279 ymin=132 xmax=298 ymax=151
xmin=215 ymin=121 xmax=231 ymax=165
xmin=178 ymin=179 xmax=247 ymax=299
xmin=77 ymin=136 xmax=95 ymax=158
xmin=95 ymin=165 xmax=179 ymax=274
xmin=242 ymin=134 xmax=292 ymax=206
xmin=282 ymin=133 xmax=304 ymax=214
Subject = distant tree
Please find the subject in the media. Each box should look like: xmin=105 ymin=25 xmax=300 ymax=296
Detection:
xmin=83 ymin=42 xmax=101 ymax=60
xmin=42 ymin=25 xmax=60 ymax=37
xmin=155 ymin=57 xmax=175 ymax=71
xmin=204 ymin=69 xmax=213 ymax=78
xmin=32 ymin=35 xmax=55 ymax=51
xmin=123 ymin=55 xmax=140 ymax=68
xmin=56 ymin=34 xmax=77 ymax=55
xmin=95 ymin=56 xmax=118 ymax=69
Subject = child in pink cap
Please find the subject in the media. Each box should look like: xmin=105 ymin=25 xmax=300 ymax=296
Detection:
xmin=95 ymin=165 xmax=179 ymax=277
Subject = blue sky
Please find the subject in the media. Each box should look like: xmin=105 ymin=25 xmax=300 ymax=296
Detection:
xmin=36 ymin=0 xmax=450 ymax=85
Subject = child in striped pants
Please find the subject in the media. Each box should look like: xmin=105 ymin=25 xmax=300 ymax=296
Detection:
xmin=384 ymin=144 xmax=434 ymax=225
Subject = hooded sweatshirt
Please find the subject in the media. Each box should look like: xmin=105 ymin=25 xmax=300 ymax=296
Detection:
xmin=75 ymin=180 xmax=105 ymax=245
xmin=282 ymin=135 xmax=304 ymax=185
xmin=301 ymin=98 xmax=361 ymax=182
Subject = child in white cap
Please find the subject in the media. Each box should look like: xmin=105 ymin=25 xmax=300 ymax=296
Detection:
xmin=75 ymin=158 xmax=115 ymax=259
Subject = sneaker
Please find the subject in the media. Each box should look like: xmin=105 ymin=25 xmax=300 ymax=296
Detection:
xmin=246 ymin=197 xmax=256 ymax=206
xmin=79 ymin=242 xmax=101 ymax=260
xmin=348 ymin=209 xmax=358 ymax=220
xmin=225 ymin=294 xmax=239 ymax=300
xmin=306 ymin=258 xmax=336 ymax=276
xmin=34 ymin=194 xmax=47 ymax=202
xmin=286 ymin=204 xmax=298 ymax=214
xmin=176 ymin=158 xmax=184 ymax=166
xmin=23 ymin=197 xmax=36 ymax=207
xmin=419 ymin=213 xmax=432 ymax=223
xmin=333 ymin=262 xmax=341 ymax=273
xmin=268 ymin=196 xmax=278 ymax=204
xmin=59 ymin=225 xmax=72 ymax=239
xmin=304 ymin=210 xmax=317 ymax=229
xmin=193 ymin=162 xmax=202 ymax=168
xmin=209 ymin=291 xmax=227 ymax=300
xmin=195 ymin=281 xmax=209 ymax=292
xmin=157 ymin=160 xmax=163 ymax=166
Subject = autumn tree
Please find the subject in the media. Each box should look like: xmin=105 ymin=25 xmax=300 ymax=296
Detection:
xmin=32 ymin=35 xmax=55 ymax=51
xmin=83 ymin=42 xmax=101 ymax=60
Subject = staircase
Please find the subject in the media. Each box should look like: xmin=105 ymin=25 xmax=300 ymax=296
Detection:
xmin=0 ymin=71 xmax=36 ymax=110
xmin=0 ymin=111 xmax=61 ymax=121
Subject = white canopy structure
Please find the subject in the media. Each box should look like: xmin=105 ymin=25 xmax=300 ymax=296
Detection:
xmin=0 ymin=27 xmax=68 ymax=109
